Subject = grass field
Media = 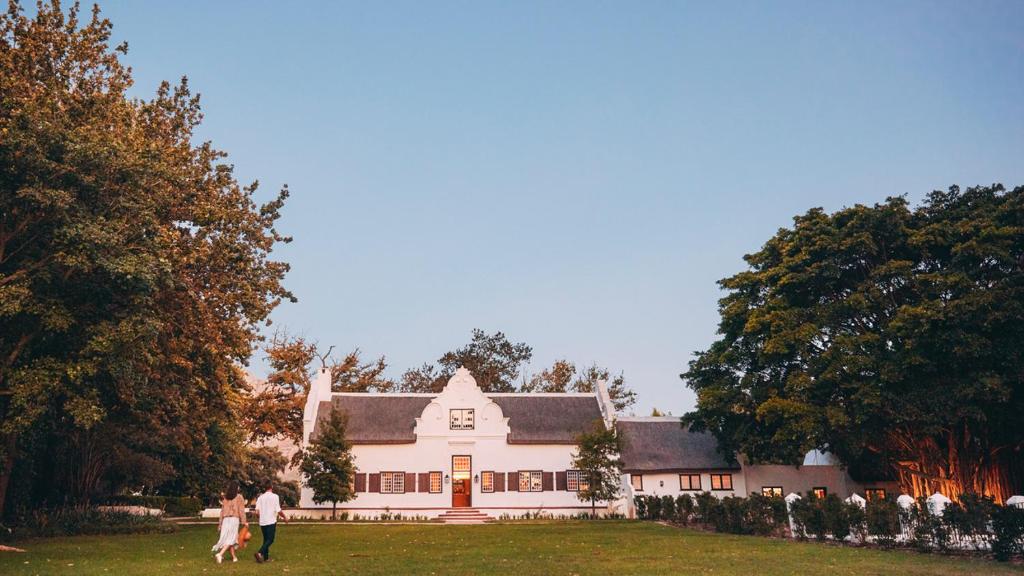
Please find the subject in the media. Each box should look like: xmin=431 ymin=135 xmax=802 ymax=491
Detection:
xmin=1 ymin=521 xmax=1021 ymax=575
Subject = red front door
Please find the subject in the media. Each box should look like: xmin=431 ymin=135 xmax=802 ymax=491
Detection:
xmin=452 ymin=478 xmax=471 ymax=507
xmin=452 ymin=455 xmax=472 ymax=507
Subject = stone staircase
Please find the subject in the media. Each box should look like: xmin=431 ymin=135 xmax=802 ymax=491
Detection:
xmin=437 ymin=508 xmax=496 ymax=524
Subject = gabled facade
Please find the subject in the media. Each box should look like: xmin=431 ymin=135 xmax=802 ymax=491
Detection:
xmin=299 ymin=367 xmax=618 ymax=518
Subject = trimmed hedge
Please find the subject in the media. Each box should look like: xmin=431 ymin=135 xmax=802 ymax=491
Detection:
xmin=3 ymin=506 xmax=175 ymax=540
xmin=102 ymin=495 xmax=203 ymax=517
xmin=634 ymin=492 xmax=787 ymax=537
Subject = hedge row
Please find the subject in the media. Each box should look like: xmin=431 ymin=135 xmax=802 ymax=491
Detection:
xmin=2 ymin=506 xmax=176 ymax=541
xmin=634 ymin=492 xmax=789 ymax=536
xmin=102 ymin=495 xmax=203 ymax=517
xmin=635 ymin=492 xmax=1024 ymax=561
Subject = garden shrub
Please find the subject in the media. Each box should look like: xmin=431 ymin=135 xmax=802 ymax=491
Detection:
xmin=909 ymin=497 xmax=949 ymax=552
xmin=845 ymin=501 xmax=867 ymax=544
xmin=647 ymin=494 xmax=662 ymax=520
xmin=991 ymin=505 xmax=1024 ymax=561
xmin=944 ymin=493 xmax=997 ymax=550
xmin=676 ymin=494 xmax=695 ymax=525
xmin=694 ymin=491 xmax=718 ymax=526
xmin=821 ymin=494 xmax=851 ymax=541
xmin=660 ymin=495 xmax=677 ymax=522
xmin=634 ymin=495 xmax=648 ymax=519
xmin=866 ymin=499 xmax=901 ymax=547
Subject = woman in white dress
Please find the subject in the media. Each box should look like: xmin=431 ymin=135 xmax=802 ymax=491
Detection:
xmin=211 ymin=482 xmax=247 ymax=563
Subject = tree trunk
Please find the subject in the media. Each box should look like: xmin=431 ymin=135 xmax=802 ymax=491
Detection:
xmin=591 ymin=496 xmax=596 ymax=519
xmin=0 ymin=433 xmax=16 ymax=520
xmin=332 ymin=501 xmax=336 ymax=521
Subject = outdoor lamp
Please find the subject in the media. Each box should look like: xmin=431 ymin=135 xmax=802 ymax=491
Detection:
xmin=444 ymin=474 xmax=450 ymax=484
xmin=659 ymin=480 xmax=664 ymax=487
xmin=474 ymin=474 xmax=480 ymax=484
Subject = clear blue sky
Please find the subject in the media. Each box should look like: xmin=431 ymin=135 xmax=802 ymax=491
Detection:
xmin=102 ymin=0 xmax=1023 ymax=415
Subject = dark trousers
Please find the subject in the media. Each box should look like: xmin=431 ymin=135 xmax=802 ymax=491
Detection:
xmin=258 ymin=523 xmax=277 ymax=559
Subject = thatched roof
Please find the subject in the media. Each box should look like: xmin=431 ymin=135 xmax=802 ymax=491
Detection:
xmin=491 ymin=395 xmax=604 ymax=444
xmin=616 ymin=418 xmax=739 ymax=472
xmin=312 ymin=393 xmax=604 ymax=445
xmin=314 ymin=396 xmax=433 ymax=444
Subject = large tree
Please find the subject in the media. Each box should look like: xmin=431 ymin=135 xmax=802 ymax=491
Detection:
xmin=400 ymin=329 xmax=532 ymax=393
xmin=682 ymin=185 xmax=1024 ymax=502
xmin=0 ymin=1 xmax=292 ymax=516
xmin=525 ymin=360 xmax=637 ymax=412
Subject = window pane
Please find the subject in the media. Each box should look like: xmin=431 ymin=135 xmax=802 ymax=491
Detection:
xmin=722 ymin=474 xmax=732 ymax=490
xmin=519 ymin=472 xmax=530 ymax=492
xmin=429 ymin=472 xmax=442 ymax=493
xmin=711 ymin=475 xmax=721 ymax=490
xmin=813 ymin=487 xmax=827 ymax=499
xmin=531 ymin=471 xmax=542 ymax=492
xmin=631 ymin=474 xmax=643 ymax=491
xmin=393 ymin=472 xmax=404 ymax=493
xmin=482 ymin=472 xmax=493 ymax=492
xmin=453 ymin=456 xmax=471 ymax=473
xmin=567 ymin=471 xmax=578 ymax=492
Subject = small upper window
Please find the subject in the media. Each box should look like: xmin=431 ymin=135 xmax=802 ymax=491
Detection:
xmin=450 ymin=409 xmax=475 ymax=430
xmin=710 ymin=474 xmax=733 ymax=491
xmin=631 ymin=474 xmax=644 ymax=492
xmin=762 ymin=486 xmax=783 ymax=498
xmin=865 ymin=488 xmax=886 ymax=501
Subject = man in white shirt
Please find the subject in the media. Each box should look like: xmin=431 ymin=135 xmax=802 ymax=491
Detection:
xmin=254 ymin=483 xmax=288 ymax=563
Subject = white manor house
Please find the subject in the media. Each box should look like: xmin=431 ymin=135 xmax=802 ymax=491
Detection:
xmin=297 ymin=367 xmax=894 ymax=520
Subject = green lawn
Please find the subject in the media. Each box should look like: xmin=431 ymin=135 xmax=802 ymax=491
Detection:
xmin=1 ymin=521 xmax=1021 ymax=576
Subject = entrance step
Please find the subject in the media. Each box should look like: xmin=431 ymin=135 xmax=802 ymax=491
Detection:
xmin=438 ymin=508 xmax=496 ymax=524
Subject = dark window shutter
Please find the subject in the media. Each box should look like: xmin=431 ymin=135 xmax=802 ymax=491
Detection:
xmin=556 ymin=471 xmax=567 ymax=491
xmin=542 ymin=472 xmax=554 ymax=491
xmin=355 ymin=473 xmax=367 ymax=493
xmin=495 ymin=471 xmax=505 ymax=492
xmin=405 ymin=472 xmax=416 ymax=494
xmin=418 ymin=473 xmax=429 ymax=493
xmin=507 ymin=472 xmax=518 ymax=491
xmin=369 ymin=473 xmax=381 ymax=493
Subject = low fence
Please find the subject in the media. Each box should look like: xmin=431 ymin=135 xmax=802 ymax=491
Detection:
xmin=634 ymin=492 xmax=1024 ymax=561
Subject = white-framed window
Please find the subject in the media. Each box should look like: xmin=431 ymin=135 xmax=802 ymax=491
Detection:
xmin=519 ymin=471 xmax=543 ymax=492
xmin=429 ymin=471 xmax=442 ymax=494
xmin=631 ymin=474 xmax=644 ymax=492
xmin=449 ymin=409 xmax=475 ymax=430
xmin=762 ymin=486 xmax=783 ymax=497
xmin=566 ymin=470 xmax=589 ymax=492
xmin=481 ymin=471 xmax=494 ymax=493
xmin=381 ymin=471 xmax=405 ymax=494
xmin=679 ymin=474 xmax=701 ymax=491
xmin=710 ymin=474 xmax=733 ymax=491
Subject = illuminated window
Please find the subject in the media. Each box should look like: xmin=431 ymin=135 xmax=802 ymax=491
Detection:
xmin=762 ymin=486 xmax=783 ymax=497
xmin=679 ymin=474 xmax=701 ymax=491
xmin=452 ymin=456 xmax=471 ymax=475
xmin=381 ymin=472 xmax=405 ymax=494
xmin=812 ymin=487 xmax=828 ymax=499
xmin=449 ymin=409 xmax=475 ymax=430
xmin=865 ymin=488 xmax=886 ymax=501
xmin=429 ymin=471 xmax=442 ymax=494
xmin=710 ymin=474 xmax=733 ymax=491
xmin=631 ymin=474 xmax=644 ymax=492
xmin=481 ymin=471 xmax=494 ymax=493
xmin=567 ymin=470 xmax=589 ymax=492
xmin=519 ymin=471 xmax=542 ymax=492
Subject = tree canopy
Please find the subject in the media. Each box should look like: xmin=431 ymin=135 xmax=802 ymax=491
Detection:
xmin=682 ymin=185 xmax=1024 ymax=501
xmin=0 ymin=1 xmax=292 ymax=516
